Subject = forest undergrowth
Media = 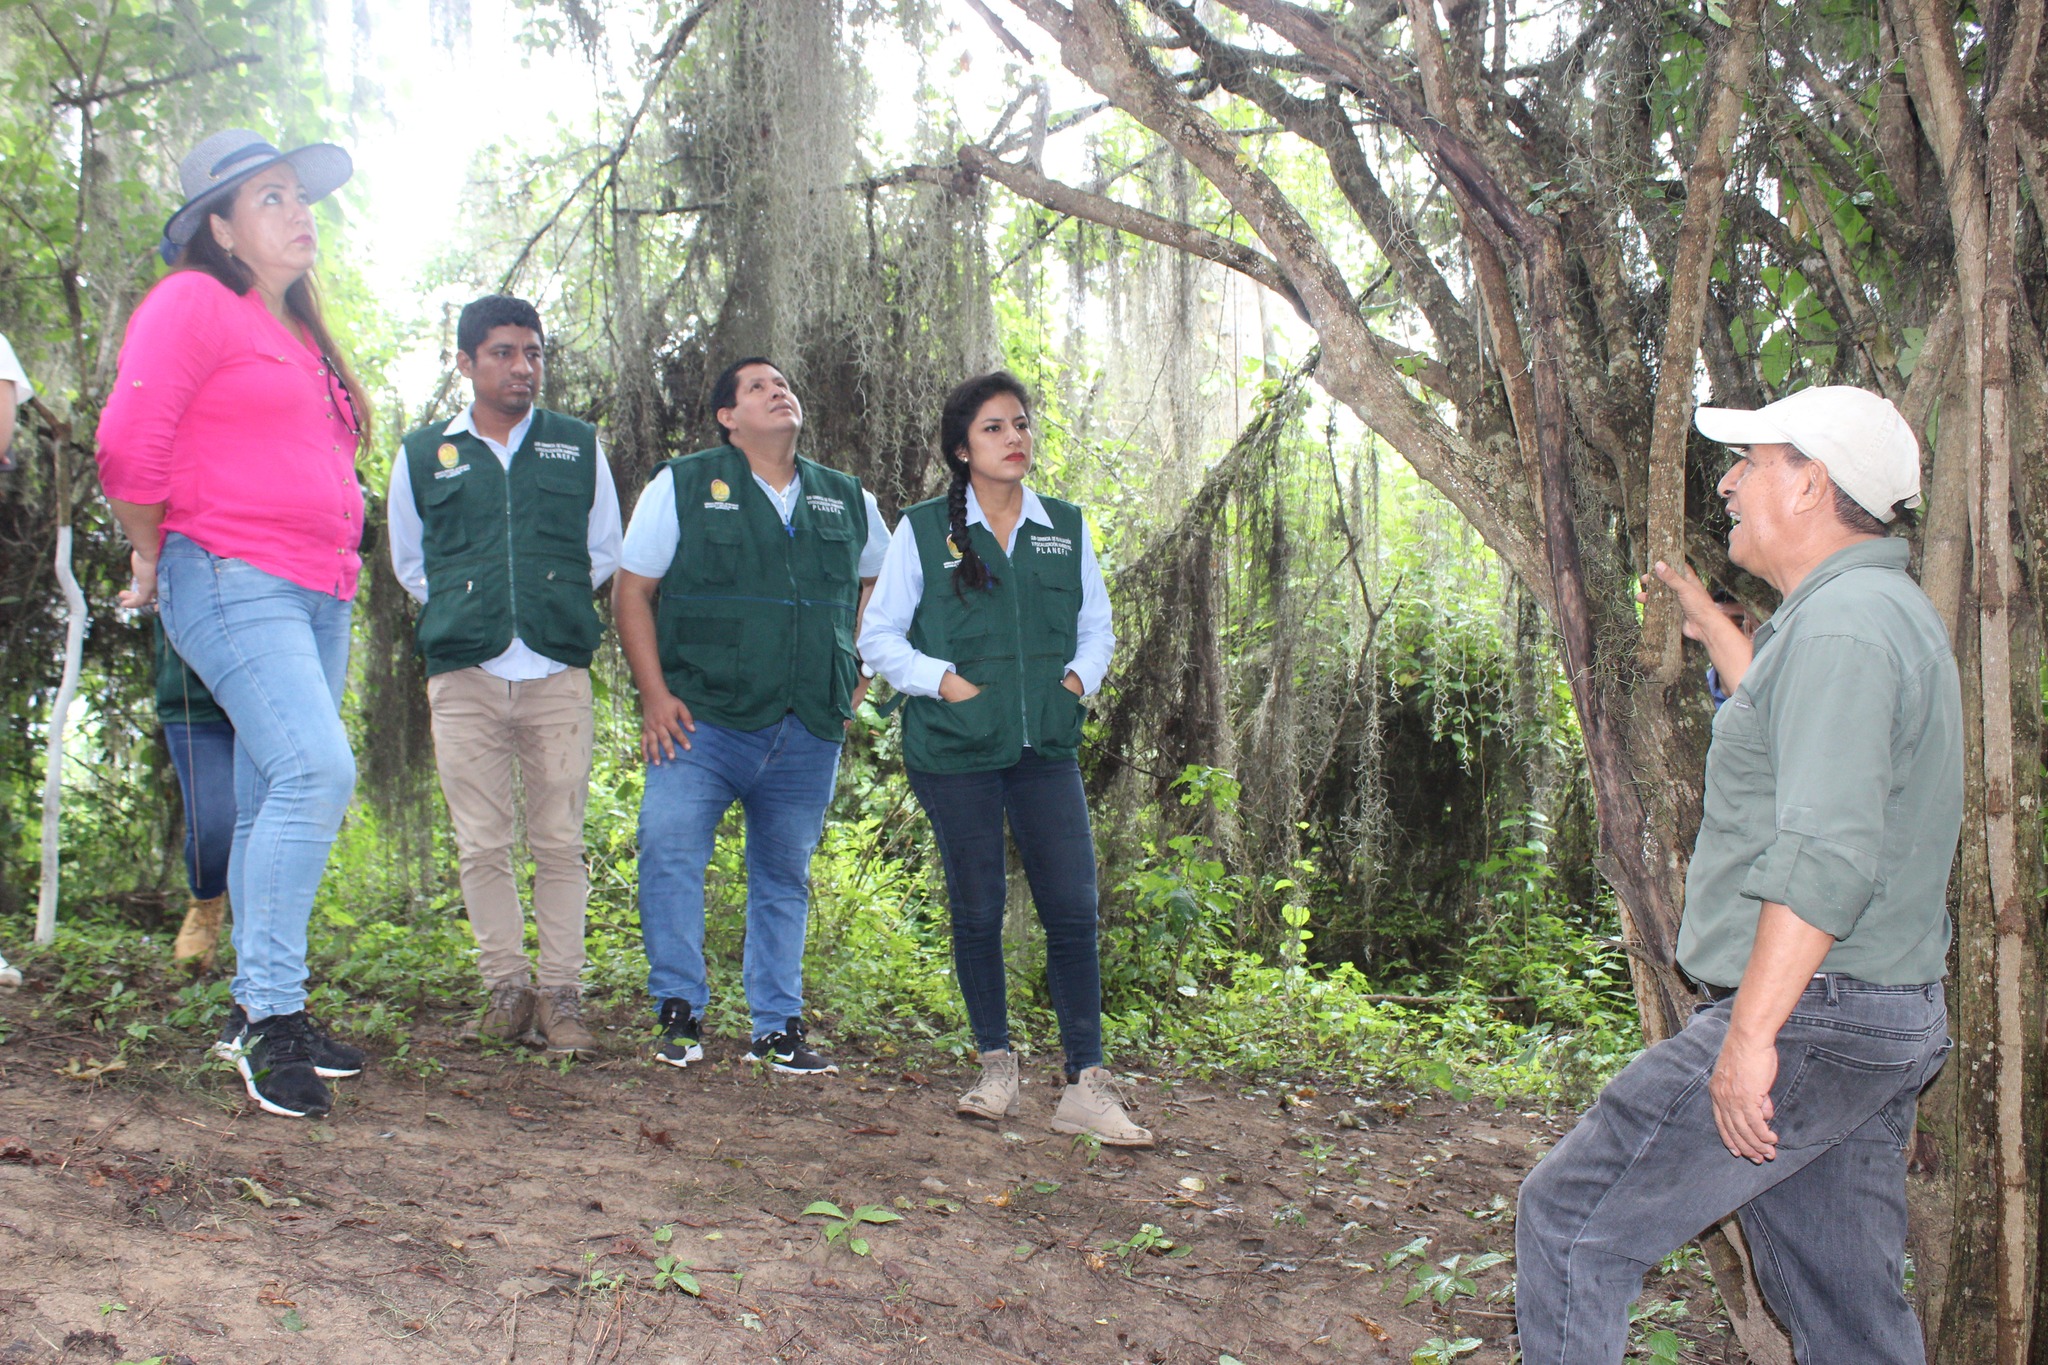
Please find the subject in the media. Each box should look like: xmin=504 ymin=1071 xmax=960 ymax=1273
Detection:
xmin=2 ymin=700 xmax=1641 ymax=1110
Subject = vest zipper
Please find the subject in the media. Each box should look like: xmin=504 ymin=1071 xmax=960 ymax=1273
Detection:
xmin=784 ymin=495 xmax=801 ymax=710
xmin=999 ymin=531 xmax=1029 ymax=744
xmin=502 ymin=448 xmax=519 ymax=641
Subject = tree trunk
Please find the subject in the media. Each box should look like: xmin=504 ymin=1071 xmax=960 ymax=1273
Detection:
xmin=965 ymin=2 xmax=2048 ymax=1351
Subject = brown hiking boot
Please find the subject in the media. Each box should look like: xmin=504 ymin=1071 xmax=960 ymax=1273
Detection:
xmin=463 ymin=978 xmax=538 ymax=1044
xmin=1051 ymin=1066 xmax=1154 ymax=1147
xmin=537 ymin=985 xmax=597 ymax=1056
xmin=172 ymin=894 xmax=228 ymax=970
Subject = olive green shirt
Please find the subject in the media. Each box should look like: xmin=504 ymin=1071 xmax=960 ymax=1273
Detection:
xmin=1677 ymin=538 xmax=1962 ymax=987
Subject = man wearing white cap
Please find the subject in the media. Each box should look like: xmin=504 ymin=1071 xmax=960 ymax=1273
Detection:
xmin=1515 ymin=386 xmax=1962 ymax=1364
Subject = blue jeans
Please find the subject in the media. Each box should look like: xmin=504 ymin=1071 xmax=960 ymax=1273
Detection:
xmin=1515 ymin=977 xmax=1950 ymax=1364
xmin=637 ymin=715 xmax=842 ymax=1039
xmin=906 ymin=752 xmax=1104 ymax=1075
xmin=158 ymin=534 xmax=355 ymax=1021
xmin=163 ymin=720 xmax=236 ymax=900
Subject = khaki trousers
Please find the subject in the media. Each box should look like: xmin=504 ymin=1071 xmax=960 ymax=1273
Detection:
xmin=427 ymin=666 xmax=595 ymax=988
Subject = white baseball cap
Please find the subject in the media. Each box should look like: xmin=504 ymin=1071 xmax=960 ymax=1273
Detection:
xmin=1693 ymin=386 xmax=1921 ymax=522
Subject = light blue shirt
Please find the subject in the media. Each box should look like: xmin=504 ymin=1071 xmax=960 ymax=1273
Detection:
xmin=857 ymin=484 xmax=1113 ymax=698
xmin=619 ymin=464 xmax=891 ymax=580
xmin=386 ymin=405 xmax=624 ymax=682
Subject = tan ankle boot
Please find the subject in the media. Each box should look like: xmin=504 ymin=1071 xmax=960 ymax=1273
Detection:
xmin=957 ymin=1049 xmax=1020 ymax=1120
xmin=536 ymin=986 xmax=597 ymax=1056
xmin=1051 ymin=1066 xmax=1154 ymax=1147
xmin=172 ymin=894 xmax=227 ymax=970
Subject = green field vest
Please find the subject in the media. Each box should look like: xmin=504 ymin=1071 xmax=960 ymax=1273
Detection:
xmin=153 ymin=618 xmax=227 ymax=727
xmin=400 ymin=409 xmax=604 ymax=677
xmin=655 ymin=446 xmax=865 ymax=742
xmin=900 ymin=494 xmax=1088 ymax=772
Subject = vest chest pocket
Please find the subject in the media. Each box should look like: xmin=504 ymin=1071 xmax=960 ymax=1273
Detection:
xmin=808 ymin=516 xmax=857 ymax=585
xmin=1031 ymin=573 xmax=1082 ymax=658
xmin=690 ymin=507 xmax=744 ymax=583
xmin=533 ymin=459 xmax=589 ymax=545
xmin=419 ymin=471 xmax=471 ymax=554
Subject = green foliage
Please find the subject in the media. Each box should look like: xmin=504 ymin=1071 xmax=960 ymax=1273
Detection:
xmin=651 ymin=1254 xmax=701 ymax=1296
xmin=1100 ymin=1222 xmax=1190 ymax=1266
xmin=1410 ymin=1339 xmax=1481 ymax=1365
xmin=801 ymin=1200 xmax=900 ymax=1256
xmin=1400 ymin=1251 xmax=1510 ymax=1308
xmin=1628 ymin=1295 xmax=1692 ymax=1362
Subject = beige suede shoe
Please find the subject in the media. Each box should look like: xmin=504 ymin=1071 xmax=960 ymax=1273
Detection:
xmin=1051 ymin=1066 xmax=1154 ymax=1147
xmin=463 ymin=978 xmax=538 ymax=1044
xmin=171 ymin=894 xmax=228 ymax=970
xmin=537 ymin=985 xmax=597 ymax=1056
xmin=957 ymin=1049 xmax=1020 ymax=1120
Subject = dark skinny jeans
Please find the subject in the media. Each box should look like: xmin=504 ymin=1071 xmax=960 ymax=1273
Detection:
xmin=907 ymin=751 xmax=1104 ymax=1075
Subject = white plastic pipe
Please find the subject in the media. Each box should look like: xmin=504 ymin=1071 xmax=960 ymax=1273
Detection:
xmin=35 ymin=523 xmax=86 ymax=945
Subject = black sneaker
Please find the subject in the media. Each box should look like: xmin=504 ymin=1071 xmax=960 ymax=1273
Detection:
xmin=213 ymin=1003 xmax=364 ymax=1078
xmin=236 ymin=1012 xmax=333 ymax=1118
xmin=302 ymin=1013 xmax=367 ymax=1078
xmin=743 ymin=1016 xmax=838 ymax=1075
xmin=654 ymin=999 xmax=703 ymax=1068
xmin=211 ymin=1003 xmax=249 ymax=1062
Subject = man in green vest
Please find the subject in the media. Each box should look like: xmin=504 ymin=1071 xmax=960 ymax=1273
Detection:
xmin=613 ymin=357 xmax=889 ymax=1075
xmin=388 ymin=295 xmax=622 ymax=1055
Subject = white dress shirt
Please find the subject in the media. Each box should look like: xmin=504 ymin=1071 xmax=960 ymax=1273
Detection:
xmin=386 ymin=405 xmax=624 ymax=681
xmin=619 ymin=463 xmax=891 ymax=579
xmin=0 ymin=334 xmax=33 ymax=405
xmin=857 ymin=484 xmax=1113 ymax=698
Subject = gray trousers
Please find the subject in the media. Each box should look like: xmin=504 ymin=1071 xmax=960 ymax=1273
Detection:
xmin=1515 ymin=977 xmax=1949 ymax=1364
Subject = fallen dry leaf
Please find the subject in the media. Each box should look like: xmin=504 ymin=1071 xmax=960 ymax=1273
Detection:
xmin=494 ymin=1276 xmax=555 ymax=1300
xmin=1351 ymin=1314 xmax=1391 ymax=1342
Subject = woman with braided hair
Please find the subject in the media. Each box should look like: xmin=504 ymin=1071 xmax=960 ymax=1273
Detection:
xmin=859 ymin=371 xmax=1150 ymax=1146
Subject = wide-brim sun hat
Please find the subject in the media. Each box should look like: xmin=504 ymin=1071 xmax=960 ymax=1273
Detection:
xmin=1693 ymin=385 xmax=1922 ymax=522
xmin=161 ymin=128 xmax=353 ymax=253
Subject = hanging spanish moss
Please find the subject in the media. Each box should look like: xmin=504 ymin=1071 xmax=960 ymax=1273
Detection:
xmin=354 ymin=553 xmax=437 ymax=891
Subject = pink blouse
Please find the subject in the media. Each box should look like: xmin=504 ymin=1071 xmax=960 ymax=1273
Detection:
xmin=95 ymin=270 xmax=364 ymax=598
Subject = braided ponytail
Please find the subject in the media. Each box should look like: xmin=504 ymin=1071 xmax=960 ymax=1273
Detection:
xmin=945 ymin=452 xmax=993 ymax=595
xmin=937 ymin=370 xmax=1031 ymax=598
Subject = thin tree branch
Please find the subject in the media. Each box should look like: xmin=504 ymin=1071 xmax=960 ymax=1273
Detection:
xmin=964 ymin=0 xmax=1035 ymax=59
xmin=51 ymin=52 xmax=262 ymax=107
xmin=1641 ymin=0 xmax=1765 ymax=682
xmin=956 ymin=143 xmax=1308 ymax=317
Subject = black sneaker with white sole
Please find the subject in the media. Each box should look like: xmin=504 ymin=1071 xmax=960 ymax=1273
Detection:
xmin=236 ymin=1011 xmax=333 ymax=1118
xmin=743 ymin=1016 xmax=838 ymax=1075
xmin=211 ymin=1003 xmax=249 ymax=1062
xmin=302 ymin=1012 xmax=367 ymax=1077
xmin=212 ymin=1003 xmax=365 ymax=1078
xmin=654 ymin=998 xmax=704 ymax=1067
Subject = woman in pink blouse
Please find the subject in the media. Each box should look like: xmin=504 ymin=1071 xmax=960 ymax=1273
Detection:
xmin=96 ymin=129 xmax=372 ymax=1120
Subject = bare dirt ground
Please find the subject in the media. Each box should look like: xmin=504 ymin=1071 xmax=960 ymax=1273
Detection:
xmin=0 ymin=1001 xmax=1738 ymax=1365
